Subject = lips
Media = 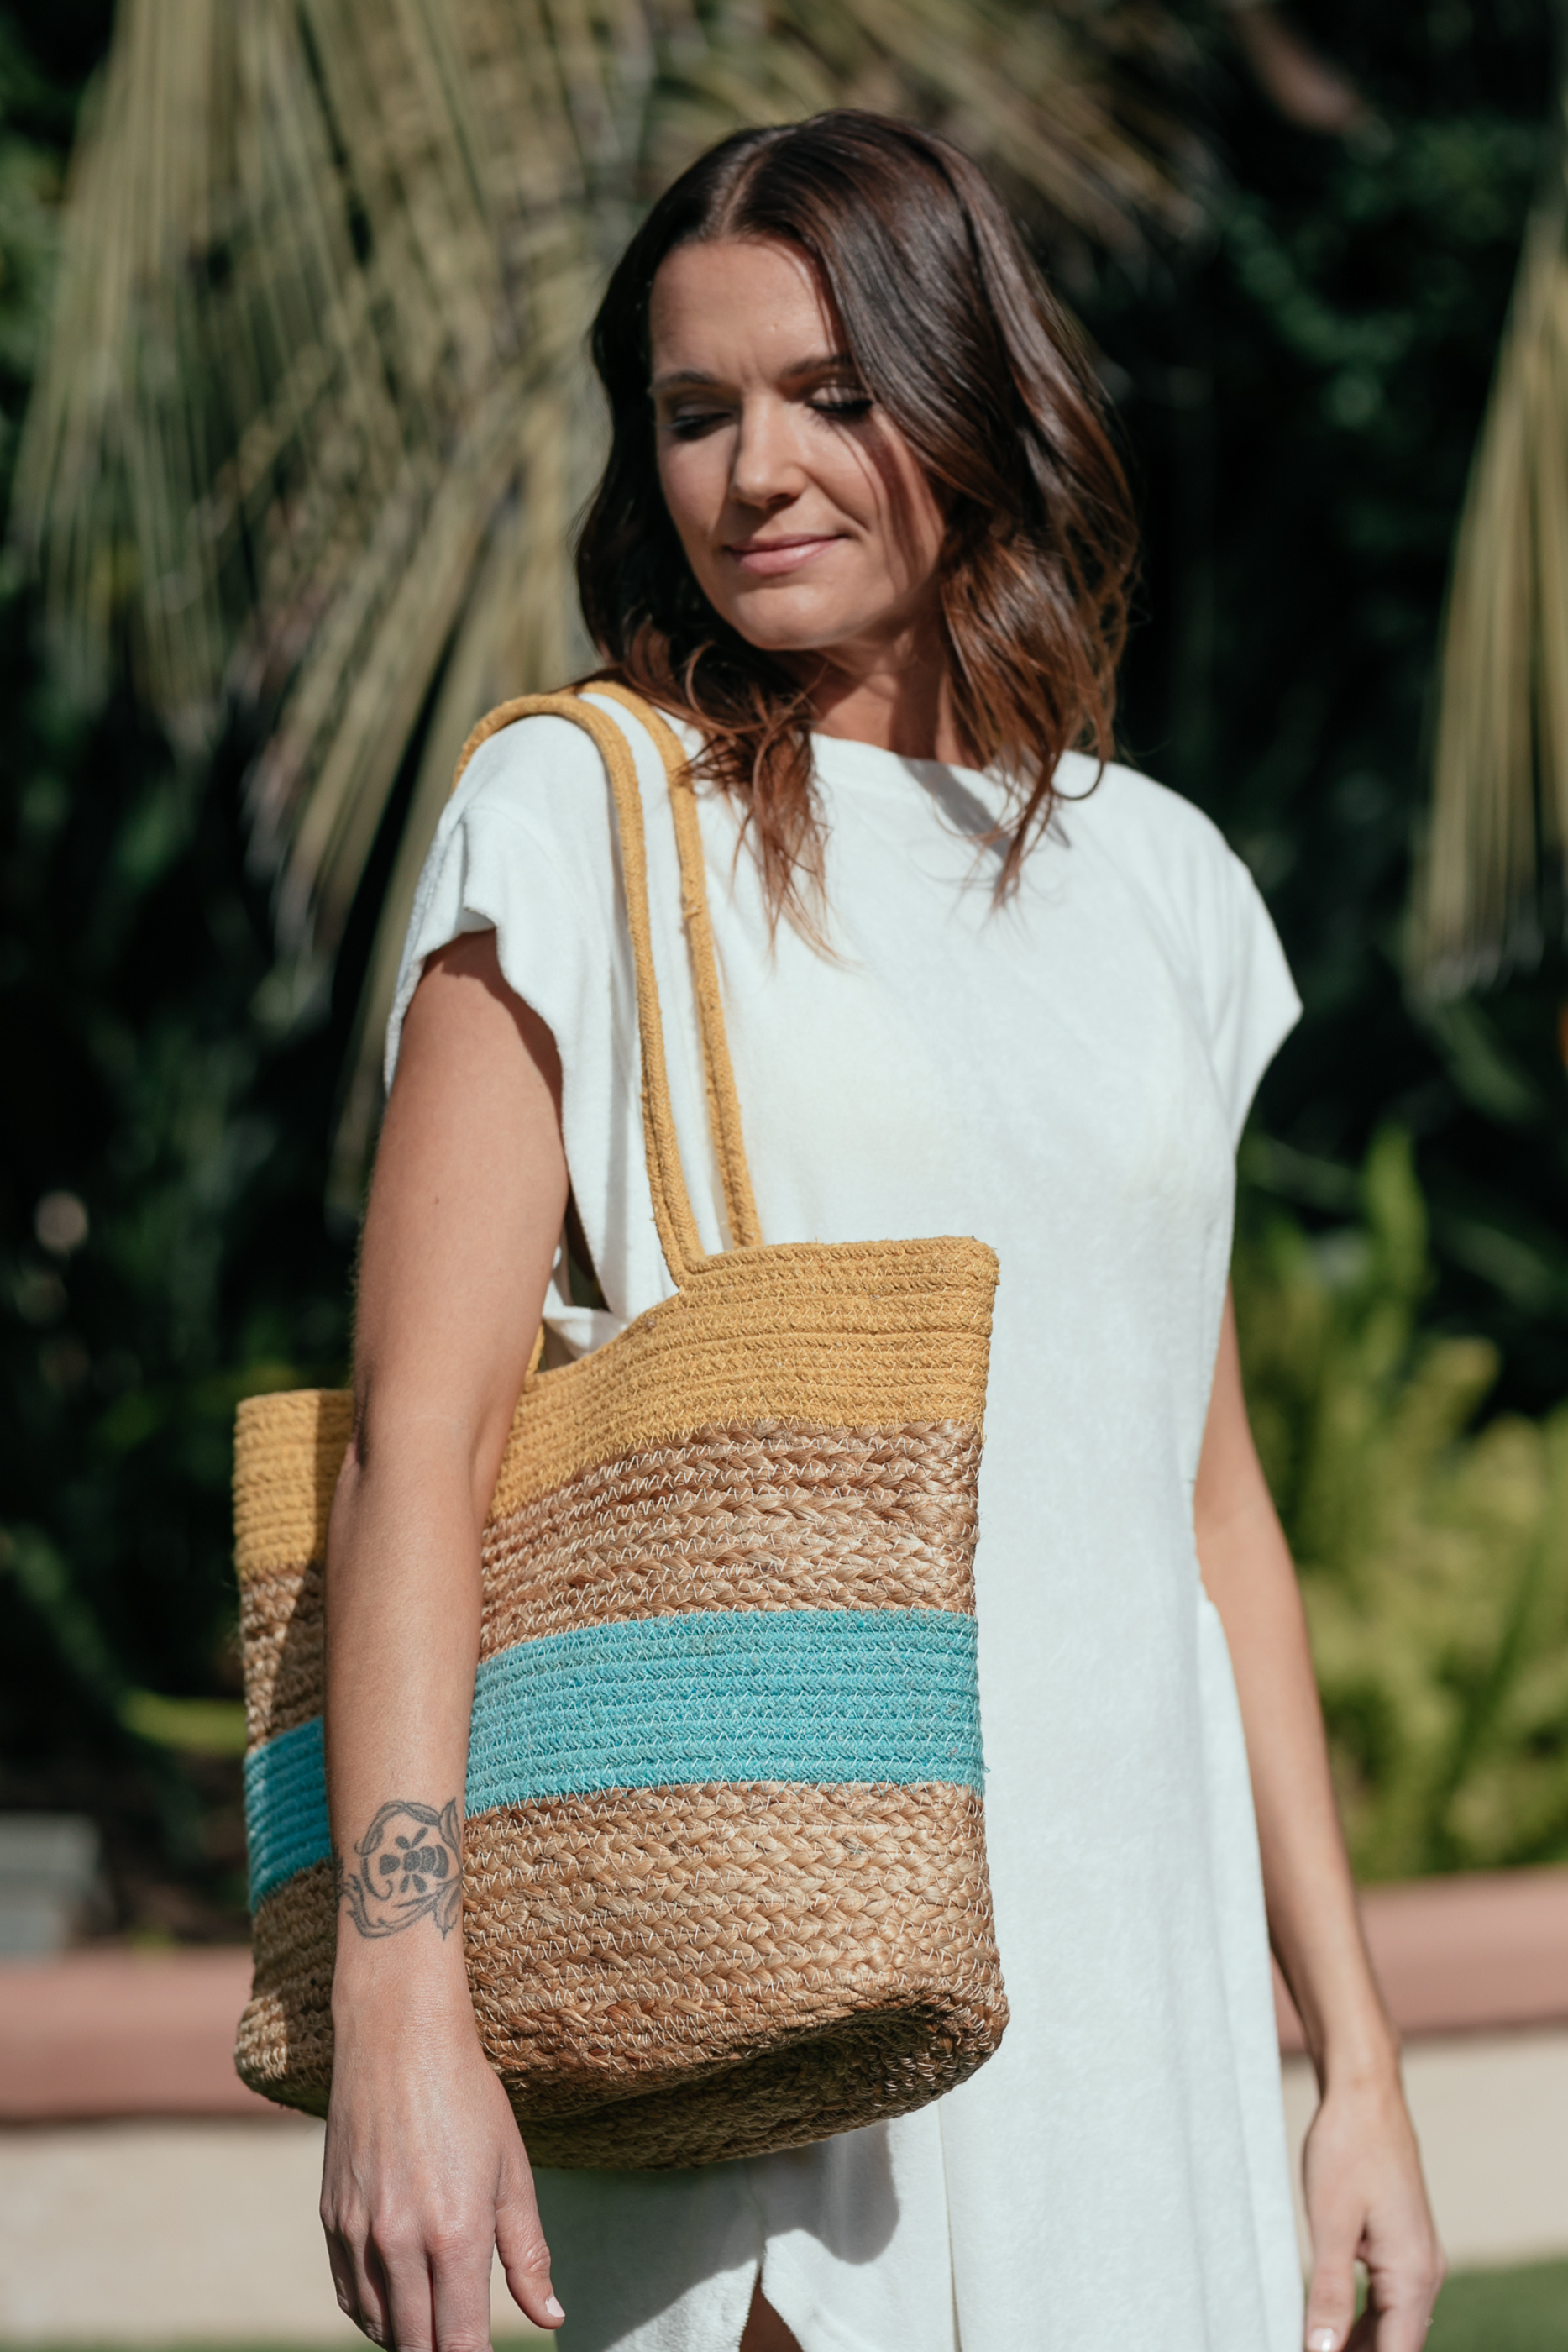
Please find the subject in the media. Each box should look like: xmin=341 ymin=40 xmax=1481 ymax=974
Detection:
xmin=725 ymin=534 xmax=839 ymax=577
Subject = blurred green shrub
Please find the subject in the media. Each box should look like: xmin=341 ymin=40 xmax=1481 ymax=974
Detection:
xmin=1 ymin=8 xmax=1560 ymax=1927
xmin=1235 ymin=1129 xmax=1568 ymax=1879
xmin=0 ymin=14 xmax=354 ymax=1932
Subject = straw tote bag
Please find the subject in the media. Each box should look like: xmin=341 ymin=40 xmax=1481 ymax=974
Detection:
xmin=233 ymin=683 xmax=1007 ymax=2168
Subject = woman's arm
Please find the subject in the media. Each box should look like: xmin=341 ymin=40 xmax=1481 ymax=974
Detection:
xmin=321 ymin=930 xmax=570 ymax=2351
xmin=1194 ymin=1289 xmax=1444 ymax=2352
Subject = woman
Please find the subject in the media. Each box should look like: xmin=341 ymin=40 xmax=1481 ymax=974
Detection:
xmin=320 ymin=113 xmax=1442 ymax=2352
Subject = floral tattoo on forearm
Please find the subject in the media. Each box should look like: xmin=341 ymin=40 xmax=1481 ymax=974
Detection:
xmin=339 ymin=1798 xmax=462 ymax=1938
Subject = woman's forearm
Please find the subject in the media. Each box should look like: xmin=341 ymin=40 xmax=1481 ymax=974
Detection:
xmin=320 ymin=1428 xmax=567 ymax=2344
xmin=317 ymin=932 xmax=572 ymax=2347
xmin=1194 ymin=1296 xmax=1397 ymax=2090
xmin=1198 ymin=1477 xmax=1396 ymax=2084
xmin=324 ymin=928 xmax=569 ymax=2025
xmin=1196 ymin=1292 xmax=1443 ymax=2347
xmin=325 ymin=1436 xmax=485 ymax=2031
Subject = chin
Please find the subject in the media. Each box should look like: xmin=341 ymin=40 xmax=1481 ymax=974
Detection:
xmin=721 ymin=594 xmax=858 ymax=657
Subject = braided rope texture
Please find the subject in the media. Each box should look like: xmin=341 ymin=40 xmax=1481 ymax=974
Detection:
xmin=234 ymin=1237 xmax=1006 ymax=2164
xmin=241 ymin=1412 xmax=982 ymax=1751
xmin=234 ymin=671 xmax=1005 ymax=2168
xmin=242 ymin=1600 xmax=988 ymax=1908
xmin=235 ymin=1237 xmax=994 ymax=1583
xmin=239 ymin=1780 xmax=1004 ymax=2168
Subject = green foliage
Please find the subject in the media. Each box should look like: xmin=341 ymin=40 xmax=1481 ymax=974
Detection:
xmin=1089 ymin=1 xmax=1568 ymax=1417
xmin=1 ymin=2 xmax=1565 ymax=1925
xmin=1236 ymin=1131 xmax=1568 ymax=1879
xmin=0 ymin=6 xmax=354 ymax=1931
xmin=15 ymin=0 xmax=1197 ymax=1197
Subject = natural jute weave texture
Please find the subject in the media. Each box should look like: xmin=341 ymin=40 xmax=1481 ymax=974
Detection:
xmin=233 ymin=684 xmax=1006 ymax=2166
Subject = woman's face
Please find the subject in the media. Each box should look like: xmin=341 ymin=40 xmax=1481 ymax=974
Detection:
xmin=648 ymin=238 xmax=945 ymax=668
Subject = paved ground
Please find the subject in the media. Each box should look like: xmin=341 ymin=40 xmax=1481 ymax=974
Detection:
xmin=1 ymin=1868 xmax=1563 ymax=2338
xmin=1 ymin=2031 xmax=1564 ymax=2341
xmin=0 ymin=2114 xmax=543 ymax=2344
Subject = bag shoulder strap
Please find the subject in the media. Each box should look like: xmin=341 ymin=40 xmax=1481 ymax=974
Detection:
xmin=448 ymin=686 xmax=760 ymax=1285
xmin=589 ymin=681 xmax=763 ymax=1254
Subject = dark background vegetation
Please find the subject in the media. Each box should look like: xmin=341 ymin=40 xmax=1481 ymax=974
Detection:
xmin=0 ymin=0 xmax=1561 ymax=1934
xmin=1094 ymin=0 xmax=1568 ymax=1420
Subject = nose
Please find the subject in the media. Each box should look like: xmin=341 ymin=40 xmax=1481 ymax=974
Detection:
xmin=728 ymin=396 xmax=807 ymax=511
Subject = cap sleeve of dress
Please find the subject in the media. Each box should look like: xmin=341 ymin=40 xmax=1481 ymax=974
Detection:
xmin=385 ymin=711 xmax=622 ymax=1094
xmin=1202 ymin=848 xmax=1301 ymax=1147
xmin=382 ymin=708 xmax=658 ymax=1352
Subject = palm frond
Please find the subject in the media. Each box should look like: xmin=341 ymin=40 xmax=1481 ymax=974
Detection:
xmin=15 ymin=0 xmax=1196 ymax=1195
xmin=1413 ymin=107 xmax=1568 ymax=992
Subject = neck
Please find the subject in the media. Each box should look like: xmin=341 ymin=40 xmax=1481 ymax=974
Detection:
xmin=790 ymin=621 xmax=968 ymax=764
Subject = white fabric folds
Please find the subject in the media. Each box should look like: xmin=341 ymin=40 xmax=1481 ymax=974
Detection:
xmin=389 ymin=697 xmax=1305 ymax=2352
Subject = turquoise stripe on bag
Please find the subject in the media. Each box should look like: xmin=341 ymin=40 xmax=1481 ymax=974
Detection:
xmin=465 ymin=1603 xmax=983 ymax=1809
xmin=245 ymin=1605 xmax=983 ymax=1908
xmin=244 ymin=1714 xmax=332 ymax=1908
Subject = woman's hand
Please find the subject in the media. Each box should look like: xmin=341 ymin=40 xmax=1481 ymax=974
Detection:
xmin=319 ymin=932 xmax=573 ymax=2351
xmin=323 ymin=1992 xmax=564 ymax=2349
xmin=1193 ymin=1301 xmax=1445 ymax=2350
xmin=1300 ymin=2065 xmax=1444 ymax=2351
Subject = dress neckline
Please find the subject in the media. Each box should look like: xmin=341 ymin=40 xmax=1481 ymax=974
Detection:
xmin=806 ymin=730 xmax=998 ymax=797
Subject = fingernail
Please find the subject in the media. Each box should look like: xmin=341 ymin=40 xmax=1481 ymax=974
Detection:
xmin=544 ymin=2297 xmax=564 ymax=2322
xmin=1308 ymin=2333 xmax=1338 ymax=2351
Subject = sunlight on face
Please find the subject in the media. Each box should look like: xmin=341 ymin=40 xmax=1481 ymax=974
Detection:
xmin=648 ymin=239 xmax=946 ymax=669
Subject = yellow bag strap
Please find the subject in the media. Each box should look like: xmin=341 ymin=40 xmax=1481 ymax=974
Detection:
xmin=590 ymin=680 xmax=763 ymax=1253
xmin=448 ymin=685 xmax=760 ymax=1284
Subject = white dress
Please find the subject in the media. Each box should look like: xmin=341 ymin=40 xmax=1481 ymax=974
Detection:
xmin=388 ymin=690 xmax=1305 ymax=2352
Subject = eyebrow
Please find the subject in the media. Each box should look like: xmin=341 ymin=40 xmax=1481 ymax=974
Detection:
xmin=650 ymin=351 xmax=857 ymax=396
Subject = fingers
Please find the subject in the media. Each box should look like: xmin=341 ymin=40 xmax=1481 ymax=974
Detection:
xmin=426 ymin=2214 xmax=507 ymax=2352
xmin=1303 ymin=2199 xmax=1360 ymax=2352
xmin=496 ymin=2148 xmax=564 ymax=2333
xmin=324 ymin=2176 xmax=490 ymax=2352
xmin=327 ymin=2208 xmax=503 ymax=2352
xmin=325 ymin=2229 xmax=378 ymax=2340
xmin=323 ymin=2211 xmax=398 ymax=2348
xmin=1300 ymin=2076 xmax=1444 ymax=2352
xmin=1303 ymin=2232 xmax=1445 ymax=2349
xmin=1329 ymin=2264 xmax=1444 ymax=2352
xmin=1304 ymin=2221 xmax=1445 ymax=2350
xmin=318 ymin=2034 xmax=540 ymax=2352
xmin=1361 ymin=2234 xmax=1445 ymax=2351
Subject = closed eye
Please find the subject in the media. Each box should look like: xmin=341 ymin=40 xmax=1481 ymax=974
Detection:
xmin=658 ymin=385 xmax=873 ymax=440
xmin=664 ymin=407 xmax=731 ymax=441
xmin=809 ymin=393 xmax=873 ymax=425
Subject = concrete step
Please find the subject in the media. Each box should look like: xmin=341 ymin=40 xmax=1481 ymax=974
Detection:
xmin=0 ymin=1866 xmax=1564 ymax=2339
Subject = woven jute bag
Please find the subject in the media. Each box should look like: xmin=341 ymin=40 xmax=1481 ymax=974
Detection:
xmin=233 ymin=683 xmax=1008 ymax=2167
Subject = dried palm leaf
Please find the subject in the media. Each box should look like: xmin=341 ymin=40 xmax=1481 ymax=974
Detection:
xmin=15 ymin=0 xmax=1195 ymax=1196
xmin=1414 ymin=106 xmax=1568 ymax=992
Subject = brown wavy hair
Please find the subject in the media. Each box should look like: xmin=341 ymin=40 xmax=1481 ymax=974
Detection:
xmin=576 ymin=110 xmax=1136 ymax=925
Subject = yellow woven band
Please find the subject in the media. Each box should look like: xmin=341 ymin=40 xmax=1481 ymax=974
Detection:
xmin=234 ymin=1231 xmax=996 ymax=1584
